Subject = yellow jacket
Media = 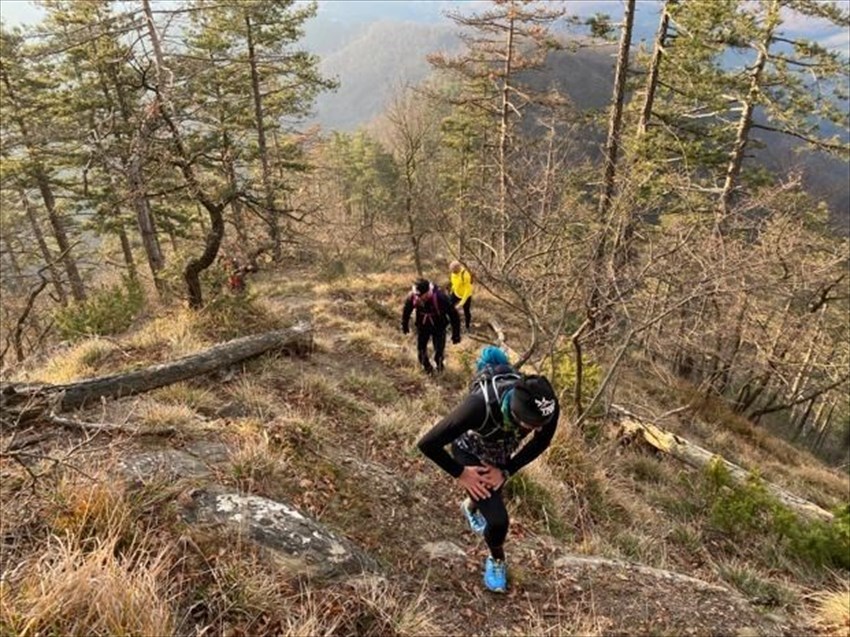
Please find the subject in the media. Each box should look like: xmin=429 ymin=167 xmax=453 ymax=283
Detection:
xmin=450 ymin=268 xmax=473 ymax=305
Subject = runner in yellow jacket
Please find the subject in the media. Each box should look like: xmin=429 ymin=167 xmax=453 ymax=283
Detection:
xmin=449 ymin=260 xmax=474 ymax=331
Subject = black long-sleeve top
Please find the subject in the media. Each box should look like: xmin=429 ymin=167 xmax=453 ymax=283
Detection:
xmin=417 ymin=392 xmax=559 ymax=478
xmin=401 ymin=287 xmax=461 ymax=341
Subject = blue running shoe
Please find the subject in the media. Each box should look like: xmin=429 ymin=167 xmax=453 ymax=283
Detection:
xmin=483 ymin=556 xmax=507 ymax=593
xmin=460 ymin=498 xmax=486 ymax=535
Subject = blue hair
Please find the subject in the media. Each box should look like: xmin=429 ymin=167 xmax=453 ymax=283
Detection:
xmin=475 ymin=345 xmax=509 ymax=372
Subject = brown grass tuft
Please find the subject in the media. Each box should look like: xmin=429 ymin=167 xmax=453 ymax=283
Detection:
xmin=0 ymin=534 xmax=176 ymax=636
xmin=809 ymin=586 xmax=850 ymax=636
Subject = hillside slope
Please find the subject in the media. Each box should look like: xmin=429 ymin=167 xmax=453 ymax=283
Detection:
xmin=1 ymin=263 xmax=847 ymax=635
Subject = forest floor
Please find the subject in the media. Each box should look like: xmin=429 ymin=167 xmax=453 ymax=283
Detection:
xmin=1 ymin=260 xmax=848 ymax=636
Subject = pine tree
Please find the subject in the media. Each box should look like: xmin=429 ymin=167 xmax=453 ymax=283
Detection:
xmin=0 ymin=25 xmax=87 ymax=302
xmin=429 ymin=0 xmax=565 ymax=265
xmin=184 ymin=0 xmax=336 ymax=261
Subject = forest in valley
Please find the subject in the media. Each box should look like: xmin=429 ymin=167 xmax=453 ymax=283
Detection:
xmin=2 ymin=1 xmax=850 ymax=635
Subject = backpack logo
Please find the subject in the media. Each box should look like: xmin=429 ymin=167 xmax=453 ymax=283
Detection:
xmin=535 ymin=397 xmax=556 ymax=417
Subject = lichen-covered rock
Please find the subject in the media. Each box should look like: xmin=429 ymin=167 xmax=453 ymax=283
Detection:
xmin=118 ymin=449 xmax=211 ymax=481
xmin=181 ymin=487 xmax=378 ymax=579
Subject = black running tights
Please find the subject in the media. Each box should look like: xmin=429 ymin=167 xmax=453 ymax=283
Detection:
xmin=451 ymin=444 xmax=509 ymax=555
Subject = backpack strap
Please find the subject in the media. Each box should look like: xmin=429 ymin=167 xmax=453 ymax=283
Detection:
xmin=476 ymin=371 xmax=522 ymax=433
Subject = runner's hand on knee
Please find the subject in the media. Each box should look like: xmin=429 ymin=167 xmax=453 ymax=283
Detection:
xmin=457 ymin=465 xmax=491 ymax=500
xmin=479 ymin=463 xmax=507 ymax=489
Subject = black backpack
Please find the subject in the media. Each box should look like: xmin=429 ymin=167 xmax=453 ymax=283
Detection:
xmin=469 ymin=363 xmax=523 ymax=431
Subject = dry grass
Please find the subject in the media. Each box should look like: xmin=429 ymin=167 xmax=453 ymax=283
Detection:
xmin=716 ymin=558 xmax=796 ymax=608
xmin=297 ymin=373 xmax=372 ymax=420
xmin=372 ymin=405 xmax=420 ymax=445
xmin=762 ymin=459 xmax=849 ymax=508
xmin=225 ymin=376 xmax=280 ymax=420
xmin=342 ymin=371 xmax=401 ymax=406
xmin=152 ymin=381 xmax=219 ymax=413
xmin=32 ymin=339 xmax=117 ymax=383
xmin=227 ymin=420 xmax=289 ymax=493
xmin=136 ymin=399 xmax=200 ymax=432
xmin=339 ymin=575 xmax=439 ymax=636
xmin=809 ymin=586 xmax=850 ymax=636
xmin=0 ymin=534 xmax=177 ymax=637
xmin=47 ymin=471 xmax=137 ymax=546
xmin=126 ymin=308 xmax=208 ymax=355
xmin=520 ymin=594 xmax=608 ymax=637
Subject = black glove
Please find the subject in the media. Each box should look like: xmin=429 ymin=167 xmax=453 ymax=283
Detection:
xmin=402 ymin=325 xmax=409 ymax=335
xmin=452 ymin=333 xmax=461 ymax=344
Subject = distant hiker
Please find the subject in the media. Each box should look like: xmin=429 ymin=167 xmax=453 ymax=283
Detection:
xmin=417 ymin=345 xmax=559 ymax=593
xmin=448 ymin=260 xmax=474 ymax=332
xmin=219 ymin=254 xmax=257 ymax=294
xmin=402 ymin=278 xmax=461 ymax=374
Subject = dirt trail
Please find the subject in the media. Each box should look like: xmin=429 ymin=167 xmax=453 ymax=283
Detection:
xmin=248 ymin=275 xmax=794 ymax=637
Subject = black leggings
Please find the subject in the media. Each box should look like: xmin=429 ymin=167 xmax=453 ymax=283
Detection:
xmin=451 ymin=444 xmax=508 ymax=554
xmin=416 ymin=325 xmax=446 ymax=372
xmin=450 ymin=294 xmax=472 ymax=330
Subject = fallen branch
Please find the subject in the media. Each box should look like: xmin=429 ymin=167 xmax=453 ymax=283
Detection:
xmin=47 ymin=410 xmax=176 ymax=436
xmin=1 ymin=321 xmax=312 ymax=422
xmin=614 ymin=406 xmax=834 ymax=522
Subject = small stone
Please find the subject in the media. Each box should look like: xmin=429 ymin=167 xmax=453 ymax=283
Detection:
xmin=422 ymin=541 xmax=466 ymax=561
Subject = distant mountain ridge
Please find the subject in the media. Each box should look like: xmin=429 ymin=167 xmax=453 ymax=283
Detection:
xmin=301 ymin=16 xmax=849 ymax=232
xmin=307 ymin=20 xmax=459 ymax=132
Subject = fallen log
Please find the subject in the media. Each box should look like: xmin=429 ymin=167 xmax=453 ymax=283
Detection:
xmin=1 ymin=321 xmax=312 ymax=422
xmin=614 ymin=406 xmax=834 ymax=522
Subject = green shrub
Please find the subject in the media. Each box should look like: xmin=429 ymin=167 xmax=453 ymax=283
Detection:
xmin=505 ymin=473 xmax=569 ymax=539
xmin=785 ymin=505 xmax=850 ymax=570
xmin=54 ymin=277 xmax=144 ymax=341
xmin=704 ymin=461 xmax=850 ymax=570
xmin=541 ymin=348 xmax=602 ymax=417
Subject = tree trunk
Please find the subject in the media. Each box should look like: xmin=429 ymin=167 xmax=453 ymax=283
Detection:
xmin=103 ymin=62 xmax=165 ymax=287
xmin=184 ymin=200 xmax=225 ymax=309
xmin=0 ymin=322 xmax=313 ymax=418
xmin=637 ymin=0 xmax=672 ymax=136
xmin=225 ymin=147 xmax=249 ymax=246
xmin=598 ymin=0 xmax=636 ymax=218
xmin=245 ymin=12 xmax=279 ymax=261
xmin=749 ymin=373 xmax=849 ymax=419
xmin=617 ymin=410 xmax=834 ymax=521
xmin=0 ymin=234 xmax=23 ymax=291
xmin=718 ymin=0 xmax=779 ymax=218
xmin=142 ymin=0 xmax=228 ymax=309
xmin=33 ymin=167 xmax=86 ymax=302
xmin=813 ymin=402 xmax=835 ymax=452
xmin=117 ymin=220 xmax=138 ymax=282
xmin=21 ymin=189 xmax=67 ymax=305
xmin=497 ymin=13 xmax=515 ymax=264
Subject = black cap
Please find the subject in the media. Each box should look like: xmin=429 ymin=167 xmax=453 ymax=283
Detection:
xmin=415 ymin=278 xmax=431 ymax=295
xmin=511 ymin=376 xmax=557 ymax=427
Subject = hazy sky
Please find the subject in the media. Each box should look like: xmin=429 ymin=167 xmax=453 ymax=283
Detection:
xmin=1 ymin=0 xmax=847 ymax=54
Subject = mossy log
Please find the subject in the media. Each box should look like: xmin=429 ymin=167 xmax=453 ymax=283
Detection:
xmin=1 ymin=322 xmax=312 ymax=423
xmin=616 ymin=407 xmax=834 ymax=522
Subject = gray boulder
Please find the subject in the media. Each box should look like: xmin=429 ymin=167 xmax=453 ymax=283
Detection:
xmin=181 ymin=487 xmax=378 ymax=579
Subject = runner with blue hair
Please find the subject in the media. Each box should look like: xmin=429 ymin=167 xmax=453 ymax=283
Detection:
xmin=418 ymin=346 xmax=560 ymax=593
